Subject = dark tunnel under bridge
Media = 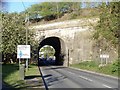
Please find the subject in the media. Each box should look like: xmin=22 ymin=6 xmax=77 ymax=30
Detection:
xmin=38 ymin=37 xmax=66 ymax=66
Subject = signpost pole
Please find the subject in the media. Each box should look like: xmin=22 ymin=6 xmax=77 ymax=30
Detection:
xmin=19 ymin=58 xmax=20 ymax=69
xmin=19 ymin=51 xmax=22 ymax=69
xmin=17 ymin=45 xmax=30 ymax=80
xmin=68 ymin=49 xmax=69 ymax=67
xmin=100 ymin=54 xmax=109 ymax=66
xmin=106 ymin=57 xmax=108 ymax=64
xmin=100 ymin=49 xmax=102 ymax=66
xmin=26 ymin=58 xmax=28 ymax=71
xmin=101 ymin=57 xmax=102 ymax=65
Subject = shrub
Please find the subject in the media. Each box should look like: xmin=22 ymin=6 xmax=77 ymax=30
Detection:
xmin=70 ymin=13 xmax=78 ymax=19
xmin=111 ymin=60 xmax=119 ymax=73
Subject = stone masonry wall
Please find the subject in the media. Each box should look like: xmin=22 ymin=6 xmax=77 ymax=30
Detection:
xmin=30 ymin=18 xmax=118 ymax=66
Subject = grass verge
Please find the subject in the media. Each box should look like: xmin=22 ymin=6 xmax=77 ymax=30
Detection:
xmin=25 ymin=64 xmax=43 ymax=88
xmin=70 ymin=60 xmax=119 ymax=77
xmin=2 ymin=64 xmax=43 ymax=89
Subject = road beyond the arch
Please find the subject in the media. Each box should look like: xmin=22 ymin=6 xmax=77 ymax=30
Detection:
xmin=39 ymin=66 xmax=118 ymax=89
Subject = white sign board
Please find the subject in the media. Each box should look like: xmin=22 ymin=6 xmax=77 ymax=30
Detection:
xmin=17 ymin=45 xmax=30 ymax=59
xmin=100 ymin=54 xmax=109 ymax=58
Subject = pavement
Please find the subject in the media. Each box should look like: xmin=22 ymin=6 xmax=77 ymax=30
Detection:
xmin=25 ymin=76 xmax=44 ymax=88
xmin=40 ymin=65 xmax=119 ymax=89
xmin=24 ymin=67 xmax=46 ymax=89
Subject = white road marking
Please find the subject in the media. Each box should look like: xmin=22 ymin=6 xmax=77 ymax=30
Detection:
xmin=102 ymin=84 xmax=112 ymax=88
xmin=68 ymin=71 xmax=75 ymax=75
xmin=78 ymin=75 xmax=93 ymax=82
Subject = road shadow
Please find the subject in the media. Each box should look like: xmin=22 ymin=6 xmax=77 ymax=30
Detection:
xmin=50 ymin=66 xmax=66 ymax=69
xmin=44 ymin=66 xmax=67 ymax=70
xmin=25 ymin=75 xmax=41 ymax=79
xmin=45 ymin=75 xmax=66 ymax=87
xmin=43 ymin=74 xmax=52 ymax=78
xmin=24 ymin=75 xmax=43 ymax=88
xmin=42 ymin=73 xmax=66 ymax=87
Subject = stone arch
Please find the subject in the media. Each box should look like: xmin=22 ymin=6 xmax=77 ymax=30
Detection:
xmin=38 ymin=36 xmax=66 ymax=66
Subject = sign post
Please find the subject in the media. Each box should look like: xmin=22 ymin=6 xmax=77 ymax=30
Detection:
xmin=68 ymin=49 xmax=69 ymax=67
xmin=17 ymin=45 xmax=30 ymax=80
xmin=17 ymin=45 xmax=30 ymax=68
xmin=19 ymin=51 xmax=22 ymax=67
xmin=100 ymin=54 xmax=109 ymax=65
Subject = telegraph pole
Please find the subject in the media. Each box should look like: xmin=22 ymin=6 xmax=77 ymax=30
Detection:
xmin=26 ymin=13 xmax=29 ymax=71
xmin=21 ymin=0 xmax=29 ymax=71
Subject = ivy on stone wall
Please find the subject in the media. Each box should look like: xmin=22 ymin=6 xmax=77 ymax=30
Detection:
xmin=93 ymin=2 xmax=120 ymax=49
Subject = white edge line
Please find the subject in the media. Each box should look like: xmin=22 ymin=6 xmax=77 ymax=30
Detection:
xmin=69 ymin=67 xmax=118 ymax=79
xmin=102 ymin=84 xmax=112 ymax=88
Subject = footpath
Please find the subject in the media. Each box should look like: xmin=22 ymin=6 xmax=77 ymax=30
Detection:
xmin=24 ymin=66 xmax=45 ymax=89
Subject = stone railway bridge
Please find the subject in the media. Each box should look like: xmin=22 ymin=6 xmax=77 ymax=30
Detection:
xmin=29 ymin=18 xmax=118 ymax=66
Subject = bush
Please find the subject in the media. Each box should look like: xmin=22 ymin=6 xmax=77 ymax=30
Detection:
xmin=44 ymin=14 xmax=57 ymax=21
xmin=79 ymin=61 xmax=98 ymax=68
xmin=70 ymin=13 xmax=78 ymax=19
xmin=111 ymin=60 xmax=119 ymax=73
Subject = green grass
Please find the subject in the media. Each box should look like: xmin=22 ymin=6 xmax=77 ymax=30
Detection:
xmin=26 ymin=64 xmax=40 ymax=76
xmin=2 ymin=64 xmax=26 ymax=88
xmin=71 ymin=61 xmax=119 ymax=77
xmin=2 ymin=64 xmax=42 ymax=89
xmin=97 ymin=64 xmax=118 ymax=76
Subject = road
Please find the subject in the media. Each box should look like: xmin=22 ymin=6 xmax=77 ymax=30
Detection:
xmin=40 ymin=66 xmax=119 ymax=89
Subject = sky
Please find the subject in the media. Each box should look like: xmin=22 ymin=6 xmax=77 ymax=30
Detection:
xmin=8 ymin=2 xmax=40 ymax=13
xmin=2 ymin=1 xmax=90 ymax=13
xmin=1 ymin=0 xmax=115 ymax=13
xmin=1 ymin=0 xmax=47 ymax=13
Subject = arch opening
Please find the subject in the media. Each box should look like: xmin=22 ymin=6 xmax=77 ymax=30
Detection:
xmin=38 ymin=37 xmax=66 ymax=66
xmin=39 ymin=45 xmax=56 ymax=65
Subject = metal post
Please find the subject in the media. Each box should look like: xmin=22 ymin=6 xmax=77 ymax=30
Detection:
xmin=68 ymin=49 xmax=69 ymax=67
xmin=101 ymin=58 xmax=103 ymax=65
xmin=19 ymin=58 xmax=21 ymax=69
xmin=100 ymin=49 xmax=102 ymax=66
xmin=106 ymin=58 xmax=107 ymax=65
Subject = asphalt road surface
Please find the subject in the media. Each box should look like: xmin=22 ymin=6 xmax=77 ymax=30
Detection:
xmin=40 ymin=66 xmax=119 ymax=89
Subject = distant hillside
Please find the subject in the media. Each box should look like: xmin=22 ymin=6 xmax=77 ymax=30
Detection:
xmin=30 ymin=8 xmax=100 ymax=26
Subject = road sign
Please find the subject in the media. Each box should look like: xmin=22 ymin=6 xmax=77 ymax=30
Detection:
xmin=19 ymin=51 xmax=23 ymax=58
xmin=100 ymin=54 xmax=109 ymax=58
xmin=17 ymin=45 xmax=30 ymax=59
